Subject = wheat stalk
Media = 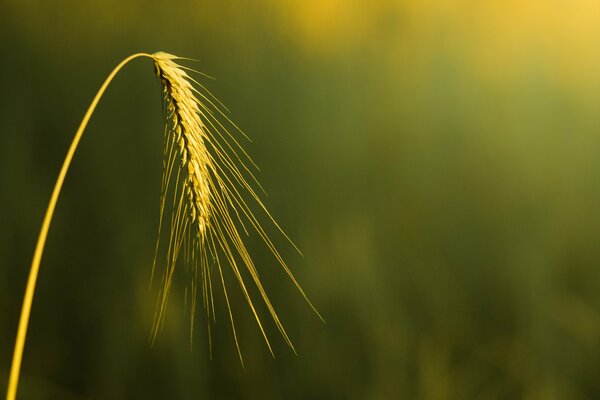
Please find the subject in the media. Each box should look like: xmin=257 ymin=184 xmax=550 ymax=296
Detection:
xmin=6 ymin=52 xmax=321 ymax=400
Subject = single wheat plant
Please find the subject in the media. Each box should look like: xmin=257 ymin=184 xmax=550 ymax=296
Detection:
xmin=6 ymin=52 xmax=321 ymax=400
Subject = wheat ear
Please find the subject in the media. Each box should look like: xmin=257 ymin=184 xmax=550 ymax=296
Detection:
xmin=7 ymin=51 xmax=320 ymax=400
xmin=150 ymin=52 xmax=322 ymax=361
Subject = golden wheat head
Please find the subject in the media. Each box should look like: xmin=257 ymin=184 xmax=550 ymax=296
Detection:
xmin=150 ymin=52 xmax=321 ymax=362
xmin=7 ymin=52 xmax=321 ymax=400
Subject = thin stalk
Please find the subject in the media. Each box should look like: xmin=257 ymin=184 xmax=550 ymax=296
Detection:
xmin=6 ymin=52 xmax=153 ymax=400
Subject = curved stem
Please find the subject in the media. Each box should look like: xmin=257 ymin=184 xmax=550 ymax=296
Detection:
xmin=6 ymin=52 xmax=153 ymax=400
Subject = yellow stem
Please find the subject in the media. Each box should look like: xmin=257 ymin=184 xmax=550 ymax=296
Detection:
xmin=6 ymin=52 xmax=153 ymax=400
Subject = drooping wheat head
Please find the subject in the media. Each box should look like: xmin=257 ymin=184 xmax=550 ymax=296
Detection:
xmin=7 ymin=52 xmax=321 ymax=400
xmin=150 ymin=52 xmax=321 ymax=363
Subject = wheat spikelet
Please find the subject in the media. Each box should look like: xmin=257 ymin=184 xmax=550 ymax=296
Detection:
xmin=150 ymin=52 xmax=321 ymax=362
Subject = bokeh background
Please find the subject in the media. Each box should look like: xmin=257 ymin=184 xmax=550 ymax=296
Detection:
xmin=2 ymin=1 xmax=600 ymax=399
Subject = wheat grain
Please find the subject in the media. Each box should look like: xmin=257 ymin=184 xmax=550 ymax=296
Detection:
xmin=150 ymin=52 xmax=322 ymax=363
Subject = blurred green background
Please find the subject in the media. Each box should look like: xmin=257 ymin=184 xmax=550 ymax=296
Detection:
xmin=2 ymin=1 xmax=600 ymax=399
